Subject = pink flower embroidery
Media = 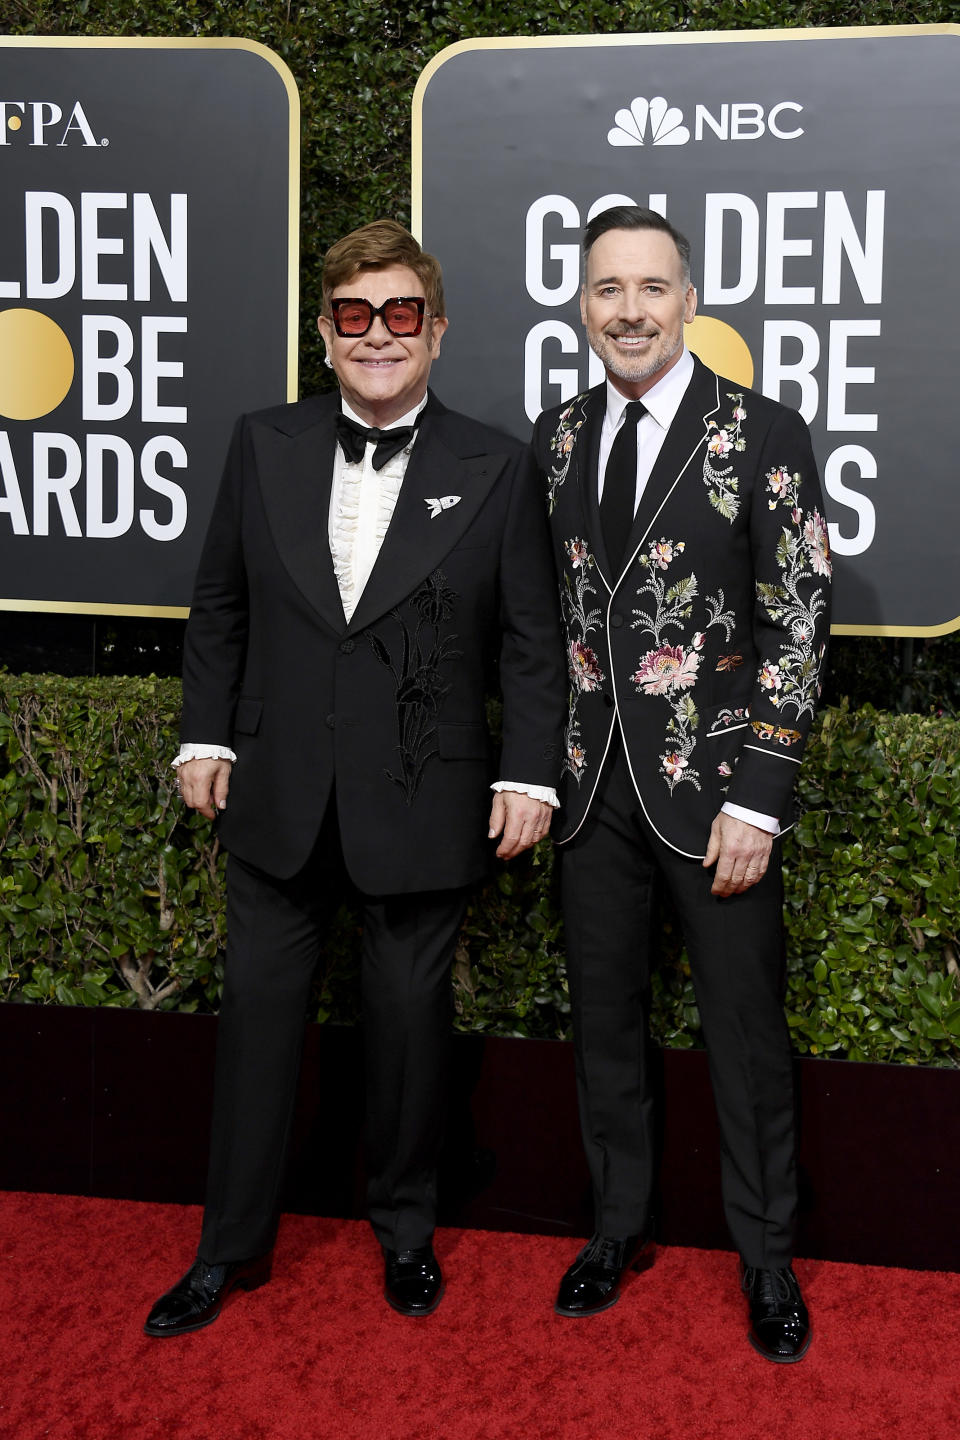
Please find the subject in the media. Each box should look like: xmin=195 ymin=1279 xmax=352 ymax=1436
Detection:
xmin=633 ymin=645 xmax=701 ymax=696
xmin=567 ymin=742 xmax=586 ymax=773
xmin=662 ymin=751 xmax=688 ymax=777
xmin=565 ymin=538 xmax=590 ymax=569
xmin=767 ymin=467 xmax=794 ymax=508
xmin=569 ymin=640 xmax=603 ymax=692
xmin=649 ymin=539 xmax=683 ymax=570
xmin=717 ymin=760 xmax=733 ymax=777
xmin=708 ymin=428 xmax=732 ymax=457
xmin=760 ymin=663 xmax=782 ymax=692
xmin=803 ymin=510 xmax=832 ymax=577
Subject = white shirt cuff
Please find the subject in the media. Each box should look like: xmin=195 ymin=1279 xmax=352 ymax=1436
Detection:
xmin=492 ymin=780 xmax=559 ymax=808
xmin=721 ymin=800 xmax=780 ymax=836
xmin=172 ymin=743 xmax=237 ymax=769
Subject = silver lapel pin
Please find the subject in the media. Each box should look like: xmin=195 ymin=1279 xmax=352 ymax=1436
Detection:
xmin=425 ymin=495 xmax=461 ymax=519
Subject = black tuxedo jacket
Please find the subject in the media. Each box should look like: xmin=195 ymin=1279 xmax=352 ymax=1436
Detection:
xmin=181 ymin=390 xmax=566 ymax=889
xmin=532 ymin=355 xmax=832 ymax=858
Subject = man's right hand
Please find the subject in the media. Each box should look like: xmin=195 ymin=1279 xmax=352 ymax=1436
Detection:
xmin=177 ymin=757 xmax=232 ymax=820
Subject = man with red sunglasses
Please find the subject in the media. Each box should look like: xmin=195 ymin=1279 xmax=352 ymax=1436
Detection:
xmin=145 ymin=220 xmax=565 ymax=1335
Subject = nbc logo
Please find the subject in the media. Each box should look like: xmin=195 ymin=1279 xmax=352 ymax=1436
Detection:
xmin=607 ymin=95 xmax=804 ymax=147
xmin=608 ymin=97 xmax=689 ymax=147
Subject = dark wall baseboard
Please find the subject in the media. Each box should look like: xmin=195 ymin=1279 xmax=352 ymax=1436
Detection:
xmin=2 ymin=1003 xmax=957 ymax=1271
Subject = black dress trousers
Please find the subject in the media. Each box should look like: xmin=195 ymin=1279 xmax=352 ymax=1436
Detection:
xmin=198 ymin=802 xmax=467 ymax=1263
xmin=559 ymin=741 xmax=798 ymax=1269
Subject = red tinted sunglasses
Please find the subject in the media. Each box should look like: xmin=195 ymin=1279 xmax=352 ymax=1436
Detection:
xmin=330 ymin=296 xmax=427 ymax=337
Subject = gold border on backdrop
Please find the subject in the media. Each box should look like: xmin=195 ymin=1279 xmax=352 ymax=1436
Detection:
xmin=411 ymin=24 xmax=960 ymax=639
xmin=0 ymin=36 xmax=301 ymax=620
xmin=832 ymin=618 xmax=960 ymax=639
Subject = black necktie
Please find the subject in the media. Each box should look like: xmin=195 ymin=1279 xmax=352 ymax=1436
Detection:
xmin=335 ymin=411 xmax=419 ymax=471
xmin=600 ymin=400 xmax=646 ymax=571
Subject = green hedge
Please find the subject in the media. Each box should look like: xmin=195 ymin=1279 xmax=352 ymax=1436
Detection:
xmin=1 ymin=675 xmax=958 ymax=1066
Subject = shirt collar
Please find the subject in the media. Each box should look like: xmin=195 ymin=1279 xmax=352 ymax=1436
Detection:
xmin=604 ymin=346 xmax=694 ymax=431
xmin=340 ymin=391 xmax=429 ymax=432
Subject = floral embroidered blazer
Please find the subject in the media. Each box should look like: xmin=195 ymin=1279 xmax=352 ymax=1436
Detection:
xmin=532 ymin=356 xmax=832 ymax=858
xmin=182 ymin=390 xmax=565 ymax=891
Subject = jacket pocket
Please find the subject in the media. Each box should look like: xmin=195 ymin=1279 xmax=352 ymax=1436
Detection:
xmin=437 ymin=722 xmax=489 ymax=761
xmin=233 ymin=696 xmax=263 ymax=736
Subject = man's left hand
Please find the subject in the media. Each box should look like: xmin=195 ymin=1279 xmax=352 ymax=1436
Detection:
xmin=488 ymin=792 xmax=554 ymax=859
xmin=703 ymin=811 xmax=773 ymax=897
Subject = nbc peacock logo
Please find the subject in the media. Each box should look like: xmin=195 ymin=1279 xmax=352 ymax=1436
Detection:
xmin=608 ymin=97 xmax=690 ymax=147
xmin=607 ymin=95 xmax=805 ymax=146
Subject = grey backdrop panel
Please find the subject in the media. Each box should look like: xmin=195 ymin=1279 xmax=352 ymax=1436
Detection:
xmin=0 ymin=40 xmax=297 ymax=613
xmin=417 ymin=30 xmax=960 ymax=634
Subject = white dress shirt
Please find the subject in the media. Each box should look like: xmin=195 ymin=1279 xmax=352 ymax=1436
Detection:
xmin=598 ymin=346 xmax=695 ymax=511
xmin=329 ymin=394 xmax=426 ymax=622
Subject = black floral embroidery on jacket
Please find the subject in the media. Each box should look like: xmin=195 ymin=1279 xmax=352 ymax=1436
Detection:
xmin=368 ymin=570 xmax=462 ymax=805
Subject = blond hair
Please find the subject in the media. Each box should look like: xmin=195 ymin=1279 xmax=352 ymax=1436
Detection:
xmin=321 ymin=220 xmax=446 ymax=317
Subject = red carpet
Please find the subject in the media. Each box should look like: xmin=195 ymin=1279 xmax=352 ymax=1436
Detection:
xmin=1 ymin=1192 xmax=958 ymax=1440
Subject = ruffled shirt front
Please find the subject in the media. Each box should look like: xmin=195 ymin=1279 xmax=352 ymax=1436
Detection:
xmin=329 ymin=395 xmax=426 ymax=622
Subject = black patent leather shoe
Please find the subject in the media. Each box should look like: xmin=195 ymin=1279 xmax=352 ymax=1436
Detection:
xmin=383 ymin=1245 xmax=444 ymax=1316
xmin=741 ymin=1263 xmax=811 ymax=1363
xmin=144 ymin=1254 xmax=272 ymax=1337
xmin=555 ymin=1233 xmax=653 ymax=1317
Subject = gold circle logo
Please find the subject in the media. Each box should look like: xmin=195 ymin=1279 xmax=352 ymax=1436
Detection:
xmin=686 ymin=316 xmax=754 ymax=389
xmin=0 ymin=308 xmax=75 ymax=420
xmin=7 ymin=115 xmax=22 ymax=132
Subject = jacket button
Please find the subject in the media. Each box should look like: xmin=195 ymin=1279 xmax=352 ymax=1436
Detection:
xmin=339 ymin=638 xmax=355 ymax=654
xmin=611 ymin=614 xmax=624 ymax=629
xmin=325 ymin=713 xmax=336 ymax=729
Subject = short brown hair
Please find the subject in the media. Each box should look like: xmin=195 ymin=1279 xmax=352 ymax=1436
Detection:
xmin=583 ymin=206 xmax=692 ymax=286
xmin=321 ymin=220 xmax=446 ymax=318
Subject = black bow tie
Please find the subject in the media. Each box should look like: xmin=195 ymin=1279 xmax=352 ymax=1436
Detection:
xmin=335 ymin=412 xmax=419 ymax=471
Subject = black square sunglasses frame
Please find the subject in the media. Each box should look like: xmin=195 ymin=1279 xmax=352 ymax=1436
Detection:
xmin=330 ymin=296 xmax=428 ymax=338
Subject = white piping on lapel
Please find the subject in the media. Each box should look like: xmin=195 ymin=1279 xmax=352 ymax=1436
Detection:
xmin=597 ymin=371 xmax=722 ymax=860
xmin=558 ymin=372 xmax=724 ymax=858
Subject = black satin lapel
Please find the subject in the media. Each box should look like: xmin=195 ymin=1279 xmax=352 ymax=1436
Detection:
xmin=551 ymin=387 xmax=611 ymax=587
xmin=577 ymin=401 xmax=617 ymax=589
xmin=252 ymin=412 xmax=346 ymax=635
xmin=621 ymin=361 xmax=721 ymax=567
xmin=347 ymin=434 xmax=502 ymax=632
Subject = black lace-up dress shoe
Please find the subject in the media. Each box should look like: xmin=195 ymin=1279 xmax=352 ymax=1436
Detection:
xmin=555 ymin=1233 xmax=652 ymax=1317
xmin=383 ymin=1245 xmax=444 ymax=1316
xmin=741 ymin=1263 xmax=811 ymax=1363
xmin=144 ymin=1254 xmax=272 ymax=1337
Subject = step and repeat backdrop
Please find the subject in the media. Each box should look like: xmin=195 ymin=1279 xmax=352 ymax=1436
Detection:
xmin=3 ymin=28 xmax=957 ymax=635
xmin=0 ymin=38 xmax=298 ymax=617
xmin=414 ymin=26 xmax=960 ymax=636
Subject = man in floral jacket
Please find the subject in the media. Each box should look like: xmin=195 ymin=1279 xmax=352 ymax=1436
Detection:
xmin=532 ymin=206 xmax=831 ymax=1362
